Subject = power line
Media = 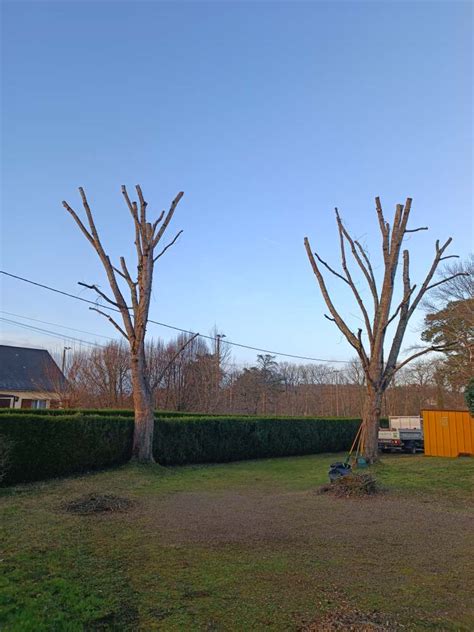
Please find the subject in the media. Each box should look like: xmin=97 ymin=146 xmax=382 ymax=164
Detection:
xmin=0 ymin=310 xmax=116 ymax=341
xmin=0 ymin=270 xmax=351 ymax=363
xmin=0 ymin=317 xmax=104 ymax=348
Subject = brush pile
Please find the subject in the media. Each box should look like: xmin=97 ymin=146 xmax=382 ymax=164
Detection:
xmin=318 ymin=473 xmax=380 ymax=498
xmin=60 ymin=493 xmax=135 ymax=515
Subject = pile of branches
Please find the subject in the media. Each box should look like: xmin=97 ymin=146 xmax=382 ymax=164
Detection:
xmin=318 ymin=473 xmax=380 ymax=498
xmin=60 ymin=493 xmax=135 ymax=515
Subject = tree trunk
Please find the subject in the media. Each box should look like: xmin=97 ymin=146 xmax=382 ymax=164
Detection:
xmin=362 ymin=385 xmax=383 ymax=463
xmin=130 ymin=348 xmax=155 ymax=463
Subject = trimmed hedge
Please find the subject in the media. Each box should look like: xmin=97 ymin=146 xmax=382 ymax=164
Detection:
xmin=0 ymin=414 xmax=133 ymax=485
xmin=153 ymin=416 xmax=361 ymax=465
xmin=0 ymin=413 xmax=364 ymax=485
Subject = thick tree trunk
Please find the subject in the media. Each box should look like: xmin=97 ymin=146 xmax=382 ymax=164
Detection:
xmin=131 ymin=347 xmax=155 ymax=463
xmin=362 ymin=385 xmax=383 ymax=463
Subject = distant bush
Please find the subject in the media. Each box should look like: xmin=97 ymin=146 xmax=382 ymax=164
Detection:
xmin=0 ymin=414 xmax=133 ymax=485
xmin=153 ymin=416 xmax=361 ymax=465
xmin=465 ymin=378 xmax=474 ymax=415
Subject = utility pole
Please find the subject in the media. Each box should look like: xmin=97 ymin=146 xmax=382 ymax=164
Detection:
xmin=62 ymin=346 xmax=71 ymax=374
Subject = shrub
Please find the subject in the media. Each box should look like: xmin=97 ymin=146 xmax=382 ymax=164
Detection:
xmin=465 ymin=378 xmax=474 ymax=415
xmin=153 ymin=416 xmax=361 ymax=465
xmin=0 ymin=414 xmax=133 ymax=485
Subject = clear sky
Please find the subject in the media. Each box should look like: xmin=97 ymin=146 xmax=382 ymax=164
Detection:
xmin=1 ymin=0 xmax=472 ymax=366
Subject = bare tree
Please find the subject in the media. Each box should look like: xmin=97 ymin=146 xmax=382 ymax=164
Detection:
xmin=63 ymin=185 xmax=184 ymax=462
xmin=68 ymin=343 xmax=131 ymax=408
xmin=422 ymin=254 xmax=473 ymax=312
xmin=304 ymin=197 xmax=467 ymax=462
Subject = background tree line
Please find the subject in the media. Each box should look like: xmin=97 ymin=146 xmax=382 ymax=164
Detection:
xmin=56 ymin=342 xmax=466 ymax=416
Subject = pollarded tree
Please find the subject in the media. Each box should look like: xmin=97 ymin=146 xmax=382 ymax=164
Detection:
xmin=63 ymin=185 xmax=184 ymax=462
xmin=304 ymin=197 xmax=467 ymax=462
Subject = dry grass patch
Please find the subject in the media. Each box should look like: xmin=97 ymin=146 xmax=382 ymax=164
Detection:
xmin=303 ymin=605 xmax=400 ymax=631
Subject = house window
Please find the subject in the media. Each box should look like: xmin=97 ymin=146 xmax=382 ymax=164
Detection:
xmin=0 ymin=396 xmax=14 ymax=408
xmin=21 ymin=399 xmax=47 ymax=409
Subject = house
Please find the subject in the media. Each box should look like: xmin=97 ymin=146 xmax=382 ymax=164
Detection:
xmin=0 ymin=345 xmax=67 ymax=409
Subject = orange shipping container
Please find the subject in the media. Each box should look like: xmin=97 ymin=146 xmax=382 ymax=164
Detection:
xmin=422 ymin=410 xmax=474 ymax=457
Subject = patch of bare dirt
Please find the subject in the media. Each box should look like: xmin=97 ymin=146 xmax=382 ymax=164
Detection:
xmin=127 ymin=487 xmax=474 ymax=552
xmin=302 ymin=604 xmax=400 ymax=631
xmin=60 ymin=493 xmax=135 ymax=515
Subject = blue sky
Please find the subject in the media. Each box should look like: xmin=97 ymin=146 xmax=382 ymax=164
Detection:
xmin=1 ymin=0 xmax=472 ymax=366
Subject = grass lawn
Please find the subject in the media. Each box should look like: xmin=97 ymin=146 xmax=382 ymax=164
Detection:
xmin=1 ymin=454 xmax=473 ymax=631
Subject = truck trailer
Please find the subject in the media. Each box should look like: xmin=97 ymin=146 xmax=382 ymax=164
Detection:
xmin=378 ymin=416 xmax=424 ymax=454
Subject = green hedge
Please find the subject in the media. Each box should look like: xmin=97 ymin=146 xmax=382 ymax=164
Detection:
xmin=153 ymin=416 xmax=361 ymax=465
xmin=0 ymin=414 xmax=133 ymax=485
xmin=0 ymin=413 xmax=364 ymax=485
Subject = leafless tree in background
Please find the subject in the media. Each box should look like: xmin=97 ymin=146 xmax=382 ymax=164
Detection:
xmin=67 ymin=342 xmax=131 ymax=408
xmin=304 ymin=197 xmax=466 ymax=462
xmin=58 ymin=338 xmax=466 ymax=416
xmin=63 ymin=185 xmax=184 ymax=462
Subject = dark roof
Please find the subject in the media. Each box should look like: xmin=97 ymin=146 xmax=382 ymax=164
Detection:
xmin=0 ymin=345 xmax=67 ymax=392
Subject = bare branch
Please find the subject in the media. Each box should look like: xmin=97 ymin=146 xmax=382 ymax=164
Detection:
xmin=375 ymin=197 xmax=390 ymax=265
xmin=408 ymin=237 xmax=453 ymax=317
xmin=304 ymin=236 xmax=368 ymax=365
xmin=89 ymin=307 xmax=129 ymax=339
xmin=62 ymin=201 xmax=95 ymax=248
xmin=354 ymin=240 xmax=379 ymax=308
xmin=389 ymin=345 xmax=447 ymax=378
xmin=425 ymin=272 xmax=469 ymax=292
xmin=136 ymin=184 xmax=147 ymax=227
xmin=121 ymin=185 xmax=142 ymax=257
xmin=152 ymin=192 xmax=184 ymax=248
xmin=78 ymin=281 xmax=122 ymax=308
xmin=78 ymin=187 xmax=102 ymax=247
xmin=334 ymin=210 xmax=374 ymax=345
xmin=154 ymin=230 xmax=184 ymax=262
xmin=117 ymin=256 xmax=139 ymax=312
xmin=152 ymin=211 xmax=165 ymax=234
xmin=405 ymin=226 xmax=428 ymax=233
xmin=112 ymin=265 xmax=128 ymax=280
xmin=313 ymin=252 xmax=349 ymax=285
xmin=439 ymin=255 xmax=460 ymax=261
xmin=64 ymin=188 xmax=135 ymax=339
xmin=385 ymin=284 xmax=416 ymax=330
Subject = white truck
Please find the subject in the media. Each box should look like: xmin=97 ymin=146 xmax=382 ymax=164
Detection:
xmin=378 ymin=416 xmax=424 ymax=454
